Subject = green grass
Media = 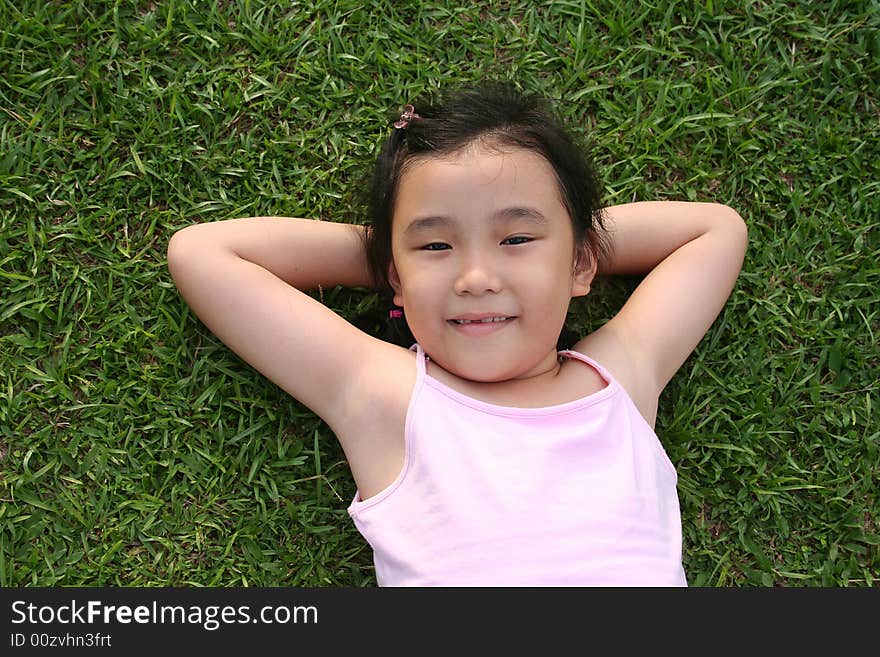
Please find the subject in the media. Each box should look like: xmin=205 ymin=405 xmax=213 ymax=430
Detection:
xmin=1 ymin=0 xmax=877 ymax=586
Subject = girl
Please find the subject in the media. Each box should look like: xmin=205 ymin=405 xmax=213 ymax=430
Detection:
xmin=167 ymin=83 xmax=748 ymax=586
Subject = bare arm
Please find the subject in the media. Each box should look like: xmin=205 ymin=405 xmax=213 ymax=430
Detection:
xmin=169 ymin=216 xmax=373 ymax=290
xmin=166 ymin=217 xmax=391 ymax=437
xmin=585 ymin=201 xmax=748 ymax=396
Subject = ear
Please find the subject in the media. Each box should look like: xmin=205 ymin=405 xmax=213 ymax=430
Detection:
xmin=388 ymin=261 xmax=404 ymax=307
xmin=571 ymin=248 xmax=598 ymax=298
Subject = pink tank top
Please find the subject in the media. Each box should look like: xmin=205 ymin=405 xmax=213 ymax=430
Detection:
xmin=347 ymin=344 xmax=687 ymax=586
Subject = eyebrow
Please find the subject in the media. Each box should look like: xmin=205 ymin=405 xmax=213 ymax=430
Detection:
xmin=402 ymin=206 xmax=548 ymax=237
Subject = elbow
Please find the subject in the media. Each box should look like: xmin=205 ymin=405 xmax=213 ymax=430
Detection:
xmin=166 ymin=226 xmax=199 ymax=274
xmin=166 ymin=231 xmax=181 ymax=262
xmin=166 ymin=230 xmax=184 ymax=268
xmin=714 ymin=203 xmax=748 ymax=252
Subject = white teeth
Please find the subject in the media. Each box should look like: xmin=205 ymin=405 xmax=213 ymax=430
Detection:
xmin=454 ymin=317 xmax=509 ymax=324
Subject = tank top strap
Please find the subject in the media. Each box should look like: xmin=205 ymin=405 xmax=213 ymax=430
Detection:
xmin=557 ymin=349 xmax=615 ymax=387
xmin=409 ymin=342 xmax=427 ymax=378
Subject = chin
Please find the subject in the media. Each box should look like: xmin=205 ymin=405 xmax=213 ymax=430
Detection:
xmin=458 ymin=368 xmax=510 ymax=383
xmin=445 ymin=357 xmax=520 ymax=383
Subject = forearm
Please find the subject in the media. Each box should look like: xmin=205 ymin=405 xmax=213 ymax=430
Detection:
xmin=167 ymin=216 xmax=373 ymax=290
xmin=598 ymin=201 xmax=747 ymax=276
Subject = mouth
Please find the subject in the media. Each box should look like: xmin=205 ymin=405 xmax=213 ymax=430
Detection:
xmin=448 ymin=316 xmax=515 ymax=325
xmin=447 ymin=315 xmax=516 ymax=336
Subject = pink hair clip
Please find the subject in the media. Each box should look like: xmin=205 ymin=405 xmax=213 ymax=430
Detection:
xmin=394 ymin=104 xmax=421 ymax=129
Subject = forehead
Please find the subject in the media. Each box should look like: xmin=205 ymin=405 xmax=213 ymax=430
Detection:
xmin=392 ymin=144 xmax=569 ymax=233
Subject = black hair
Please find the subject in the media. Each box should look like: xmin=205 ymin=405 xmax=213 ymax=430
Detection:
xmin=360 ymin=81 xmax=610 ymax=350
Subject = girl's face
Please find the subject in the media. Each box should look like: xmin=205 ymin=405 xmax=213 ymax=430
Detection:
xmin=388 ymin=142 xmax=596 ymax=382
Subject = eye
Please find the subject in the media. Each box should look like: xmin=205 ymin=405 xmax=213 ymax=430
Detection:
xmin=421 ymin=242 xmax=451 ymax=251
xmin=502 ymin=236 xmax=533 ymax=246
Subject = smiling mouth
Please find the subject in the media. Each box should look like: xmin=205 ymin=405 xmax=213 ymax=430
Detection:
xmin=449 ymin=316 xmax=514 ymax=325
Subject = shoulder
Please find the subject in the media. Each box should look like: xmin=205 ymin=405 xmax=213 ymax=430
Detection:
xmin=572 ymin=324 xmax=659 ymax=429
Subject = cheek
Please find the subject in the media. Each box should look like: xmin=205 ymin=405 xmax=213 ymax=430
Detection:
xmin=396 ymin=264 xmax=442 ymax=304
xmin=519 ymin=263 xmax=575 ymax=307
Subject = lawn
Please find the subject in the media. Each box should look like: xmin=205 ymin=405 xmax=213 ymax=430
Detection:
xmin=1 ymin=0 xmax=877 ymax=586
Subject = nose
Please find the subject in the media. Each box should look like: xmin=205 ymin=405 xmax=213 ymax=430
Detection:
xmin=453 ymin=252 xmax=503 ymax=295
